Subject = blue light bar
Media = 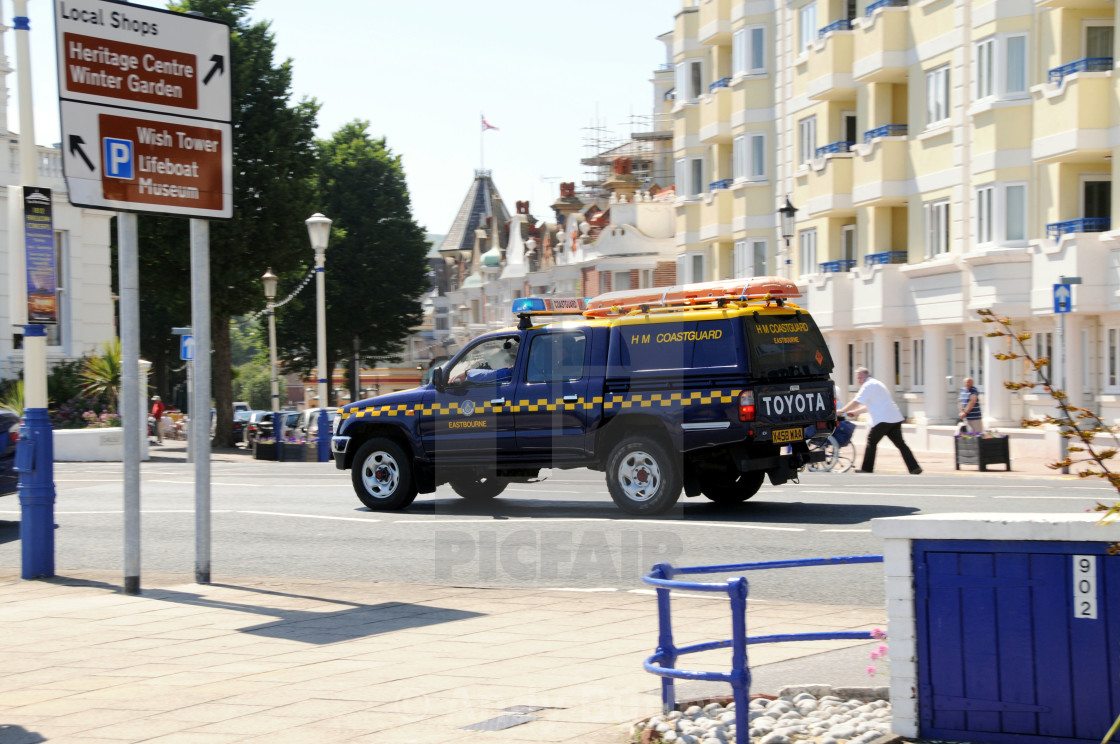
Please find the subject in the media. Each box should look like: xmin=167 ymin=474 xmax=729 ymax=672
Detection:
xmin=511 ymin=297 xmax=587 ymax=314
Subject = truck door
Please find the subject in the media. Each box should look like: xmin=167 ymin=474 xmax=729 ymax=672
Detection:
xmin=421 ymin=334 xmax=521 ymax=460
xmin=515 ymin=330 xmax=593 ymax=460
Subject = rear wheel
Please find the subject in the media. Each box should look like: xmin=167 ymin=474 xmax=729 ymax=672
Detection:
xmin=351 ymin=438 xmax=417 ymax=510
xmin=605 ymin=435 xmax=682 ymax=516
xmin=448 ymin=473 xmax=509 ymax=501
xmin=807 ymin=436 xmax=840 ymax=472
xmin=701 ymin=470 xmax=765 ymax=505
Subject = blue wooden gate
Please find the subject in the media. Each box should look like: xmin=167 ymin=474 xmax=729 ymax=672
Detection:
xmin=914 ymin=539 xmax=1119 ymax=744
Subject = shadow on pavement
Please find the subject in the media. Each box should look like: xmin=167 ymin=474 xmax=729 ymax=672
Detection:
xmin=0 ymin=724 xmax=47 ymax=743
xmin=35 ymin=575 xmax=484 ymax=645
xmin=0 ymin=519 xmax=19 ymax=545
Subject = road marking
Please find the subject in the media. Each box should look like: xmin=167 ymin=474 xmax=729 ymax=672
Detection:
xmin=992 ymin=495 xmax=1104 ymax=501
xmin=0 ymin=509 xmax=236 ymax=515
xmin=801 ymin=490 xmax=976 ymax=498
xmin=820 ymin=529 xmax=873 ymax=533
xmin=238 ymin=510 xmax=381 ymax=523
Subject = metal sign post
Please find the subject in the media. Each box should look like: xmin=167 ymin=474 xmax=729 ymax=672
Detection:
xmin=1055 ymin=278 xmax=1080 ymax=476
xmin=55 ymin=0 xmax=232 ymax=592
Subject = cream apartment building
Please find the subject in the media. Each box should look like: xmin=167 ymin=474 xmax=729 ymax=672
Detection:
xmin=672 ymin=0 xmax=1120 ymax=430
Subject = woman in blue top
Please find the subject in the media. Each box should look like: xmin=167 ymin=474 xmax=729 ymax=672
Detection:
xmin=958 ymin=377 xmax=982 ymax=433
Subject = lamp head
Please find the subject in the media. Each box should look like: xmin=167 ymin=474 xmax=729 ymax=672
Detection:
xmin=305 ymin=213 xmax=332 ymax=253
xmin=778 ymin=197 xmax=798 ymax=240
xmin=261 ymin=267 xmax=278 ymax=300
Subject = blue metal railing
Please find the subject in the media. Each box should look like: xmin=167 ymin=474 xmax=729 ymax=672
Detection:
xmin=709 ymin=178 xmax=733 ymax=191
xmin=664 ymin=88 xmax=677 ymax=101
xmin=863 ymin=124 xmax=908 ymax=143
xmin=866 ymin=0 xmax=907 ymax=14
xmin=1046 ymin=217 xmax=1111 ymax=240
xmin=821 ymin=259 xmax=857 ymax=273
xmin=708 ymin=77 xmax=731 ymax=93
xmin=644 ymin=556 xmax=884 ymax=738
xmin=815 ymin=140 xmax=855 ymax=158
xmin=864 ymin=250 xmax=908 ymax=266
xmin=818 ymin=19 xmax=853 ymax=38
xmin=1048 ymin=57 xmax=1113 ymax=85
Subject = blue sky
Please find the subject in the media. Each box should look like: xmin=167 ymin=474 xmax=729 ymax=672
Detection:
xmin=25 ymin=0 xmax=679 ymax=234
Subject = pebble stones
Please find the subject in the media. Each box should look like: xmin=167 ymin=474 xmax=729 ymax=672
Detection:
xmin=630 ymin=685 xmax=895 ymax=743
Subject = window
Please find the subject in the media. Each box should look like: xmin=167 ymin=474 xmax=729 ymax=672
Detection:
xmin=1035 ymin=331 xmax=1053 ymax=384
xmin=976 ymin=35 xmax=1028 ymax=100
xmin=798 ymin=228 xmax=818 ymax=276
xmin=752 ymin=239 xmax=767 ymax=276
xmin=733 ymin=133 xmax=766 ymax=180
xmin=1005 ymin=184 xmax=1026 ymax=241
xmin=750 ymin=134 xmax=765 ymax=178
xmin=893 ymin=341 xmax=901 ymax=387
xmin=675 ymin=59 xmax=705 ymax=101
xmin=690 ymin=157 xmax=704 ymax=196
xmin=639 ymin=268 xmax=654 ymax=288
xmin=976 ymin=185 xmax=994 ymax=244
xmin=841 ymin=225 xmax=856 ymax=262
xmin=691 ymin=253 xmax=705 ymax=283
xmin=946 ymin=337 xmax=954 ymax=387
xmin=863 ymin=341 xmax=874 ymax=376
xmin=1083 ymin=177 xmax=1112 ymax=220
xmin=798 ymin=116 xmax=817 ymax=165
xmin=977 ymin=183 xmax=1027 ymax=244
xmin=446 ymin=335 xmax=521 ymax=386
xmin=847 ymin=342 xmax=855 ymax=387
xmin=526 ymin=332 xmax=586 ymax=384
xmin=912 ymin=339 xmax=925 ymax=388
xmin=679 ymin=251 xmax=706 ymax=283
xmin=1109 ymin=328 xmax=1120 ymax=388
xmin=733 ymin=26 xmax=766 ymax=75
xmin=613 ymin=271 xmax=631 ymax=291
xmin=967 ymin=335 xmax=985 ymax=389
xmin=1086 ymin=23 xmax=1114 ymax=59
xmin=798 ymin=1 xmax=818 ymax=54
xmin=925 ymin=199 xmax=950 ymax=257
xmin=48 ymin=230 xmax=69 ymax=350
xmin=733 ymin=240 xmax=768 ymax=278
xmin=733 ymin=136 xmax=745 ymax=180
xmin=925 ymin=65 xmax=950 ymax=127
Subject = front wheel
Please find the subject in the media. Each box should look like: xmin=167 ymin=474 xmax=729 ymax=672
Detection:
xmin=605 ymin=435 xmax=682 ymax=516
xmin=701 ymin=470 xmax=765 ymax=505
xmin=448 ymin=473 xmax=509 ymax=501
xmin=351 ymin=438 xmax=418 ymax=510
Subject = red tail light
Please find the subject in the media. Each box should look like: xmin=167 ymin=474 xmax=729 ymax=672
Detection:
xmin=8 ymin=430 xmax=18 ymax=445
xmin=739 ymin=391 xmax=756 ymax=421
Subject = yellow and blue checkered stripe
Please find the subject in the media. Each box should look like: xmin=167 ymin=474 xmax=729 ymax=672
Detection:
xmin=339 ymin=389 xmax=742 ymax=420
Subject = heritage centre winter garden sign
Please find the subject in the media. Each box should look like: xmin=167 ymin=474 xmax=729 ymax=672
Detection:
xmin=56 ymin=0 xmax=232 ymax=218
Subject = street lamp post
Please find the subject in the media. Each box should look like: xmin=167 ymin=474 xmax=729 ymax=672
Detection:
xmin=306 ymin=213 xmax=332 ymax=463
xmin=1056 ymin=275 xmax=1082 ymax=475
xmin=778 ymin=197 xmax=798 ymax=279
xmin=261 ymin=268 xmax=280 ymax=459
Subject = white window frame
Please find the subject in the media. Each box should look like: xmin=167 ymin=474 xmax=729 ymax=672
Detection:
xmin=749 ymin=133 xmax=765 ymax=179
xmin=841 ymin=224 xmax=856 ymax=262
xmin=976 ymin=185 xmax=994 ymax=245
xmin=612 ymin=270 xmax=631 ymax=291
xmin=1084 ymin=20 xmax=1114 ymax=59
xmin=733 ymin=136 xmax=746 ymax=181
xmin=733 ymin=240 xmax=750 ymax=279
xmin=798 ymin=1 xmax=818 ymax=55
xmin=732 ymin=25 xmax=767 ymax=76
xmin=976 ymin=34 xmax=1028 ymax=101
xmin=676 ymin=59 xmax=706 ymax=102
xmin=689 ymin=157 xmax=705 ymax=197
xmin=1108 ymin=327 xmax=1120 ymax=389
xmin=863 ymin=341 xmax=875 ymax=377
xmin=798 ymin=228 xmax=818 ymax=277
xmin=751 ymin=239 xmax=767 ymax=276
xmin=1035 ymin=330 xmax=1053 ymax=385
xmin=798 ymin=116 xmax=817 ymax=165
xmin=912 ymin=338 xmax=925 ymax=389
xmin=967 ymin=335 xmax=985 ymax=390
xmin=925 ymin=65 xmax=951 ymax=128
xmin=976 ymin=37 xmax=994 ymax=100
xmin=639 ymin=268 xmax=654 ymax=289
xmin=48 ymin=229 xmax=70 ymax=352
xmin=678 ymin=251 xmax=707 ymax=283
xmin=925 ymin=198 xmax=950 ymax=257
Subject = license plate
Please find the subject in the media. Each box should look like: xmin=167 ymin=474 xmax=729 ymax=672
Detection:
xmin=772 ymin=428 xmax=803 ymax=443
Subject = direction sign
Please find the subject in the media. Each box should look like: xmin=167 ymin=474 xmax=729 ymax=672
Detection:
xmin=55 ymin=0 xmax=231 ymax=121
xmin=180 ymin=334 xmax=194 ymax=361
xmin=1054 ymin=284 xmax=1073 ymax=314
xmin=55 ymin=0 xmax=232 ymax=219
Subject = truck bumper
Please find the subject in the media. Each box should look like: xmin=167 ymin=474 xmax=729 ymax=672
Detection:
xmin=331 ymin=436 xmax=350 ymax=470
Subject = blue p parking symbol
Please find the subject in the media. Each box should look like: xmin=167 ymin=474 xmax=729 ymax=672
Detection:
xmin=103 ymin=138 xmax=134 ymax=179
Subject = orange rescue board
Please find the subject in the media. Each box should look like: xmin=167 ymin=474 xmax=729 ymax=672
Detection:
xmin=583 ymin=276 xmax=802 ymax=317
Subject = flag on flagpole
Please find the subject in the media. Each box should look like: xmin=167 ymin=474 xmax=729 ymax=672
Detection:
xmin=481 ymin=115 xmax=498 ymax=132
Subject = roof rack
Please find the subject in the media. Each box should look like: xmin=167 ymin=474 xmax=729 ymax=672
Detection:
xmin=583 ymin=276 xmax=802 ymax=318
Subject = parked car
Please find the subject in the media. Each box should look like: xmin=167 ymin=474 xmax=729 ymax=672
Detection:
xmin=231 ymin=410 xmax=253 ymax=446
xmin=296 ymin=407 xmax=338 ymax=441
xmin=242 ymin=410 xmax=271 ymax=446
xmin=244 ymin=410 xmax=298 ymax=445
xmin=0 ymin=410 xmax=19 ymax=496
xmin=233 ymin=401 xmax=251 ymax=414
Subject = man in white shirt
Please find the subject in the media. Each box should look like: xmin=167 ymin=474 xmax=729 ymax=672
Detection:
xmin=837 ymin=367 xmax=922 ymax=474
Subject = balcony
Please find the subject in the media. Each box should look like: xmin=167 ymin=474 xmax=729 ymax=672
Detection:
xmin=864 ymin=250 xmax=908 ymax=266
xmin=1033 ymin=72 xmax=1112 ymax=161
xmin=1048 ymin=57 xmax=1113 ymax=85
xmin=709 ymin=178 xmax=733 ymax=191
xmin=816 ymin=140 xmax=855 ymax=157
xmin=818 ymin=19 xmax=853 ymax=38
xmin=699 ymin=86 xmax=733 ymax=143
xmin=708 ymin=77 xmax=731 ymax=93
xmin=853 ymin=137 xmax=909 ymax=206
xmin=807 ymin=29 xmax=855 ymax=100
xmin=803 ymin=269 xmax=854 ymax=331
xmin=866 ymin=0 xmax=907 ymax=13
xmin=698 ymin=0 xmax=731 ymax=44
xmin=820 ymin=259 xmax=857 ymax=273
xmin=1046 ymin=217 xmax=1111 ymax=241
xmin=863 ymin=124 xmax=907 ymax=142
xmin=801 ymin=155 xmax=853 ymax=217
xmin=853 ymin=3 xmax=909 ymax=82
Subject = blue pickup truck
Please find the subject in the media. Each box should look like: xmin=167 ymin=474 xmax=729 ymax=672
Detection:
xmin=332 ymin=277 xmax=836 ymax=515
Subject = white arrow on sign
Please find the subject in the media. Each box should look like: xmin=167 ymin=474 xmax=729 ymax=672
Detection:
xmin=1056 ymin=285 xmax=1071 ymax=304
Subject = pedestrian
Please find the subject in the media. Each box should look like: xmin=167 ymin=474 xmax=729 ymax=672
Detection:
xmin=958 ymin=376 xmax=983 ymax=433
xmin=150 ymin=395 xmax=165 ymax=444
xmin=837 ymin=367 xmax=922 ymax=474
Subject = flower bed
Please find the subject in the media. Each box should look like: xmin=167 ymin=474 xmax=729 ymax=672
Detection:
xmin=954 ymin=432 xmax=1010 ymax=471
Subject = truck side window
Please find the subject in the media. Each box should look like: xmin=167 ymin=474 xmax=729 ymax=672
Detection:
xmin=446 ymin=337 xmax=521 ymax=385
xmin=526 ymin=333 xmax=586 ymax=383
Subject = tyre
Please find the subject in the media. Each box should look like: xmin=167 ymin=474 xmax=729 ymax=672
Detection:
xmin=351 ymin=438 xmax=418 ymax=510
xmin=448 ymin=473 xmax=509 ymax=501
xmin=701 ymin=470 xmax=765 ymax=505
xmin=605 ymin=435 xmax=682 ymax=515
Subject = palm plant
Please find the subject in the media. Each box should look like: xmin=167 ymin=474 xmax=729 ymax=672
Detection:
xmin=0 ymin=379 xmax=23 ymax=417
xmin=80 ymin=338 xmax=121 ymax=409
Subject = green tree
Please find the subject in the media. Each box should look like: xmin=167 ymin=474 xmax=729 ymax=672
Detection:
xmin=131 ymin=0 xmax=319 ymax=446
xmin=276 ymin=121 xmax=431 ymax=402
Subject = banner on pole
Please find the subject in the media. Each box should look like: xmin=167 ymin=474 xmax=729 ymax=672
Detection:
xmin=24 ymin=187 xmax=57 ymax=325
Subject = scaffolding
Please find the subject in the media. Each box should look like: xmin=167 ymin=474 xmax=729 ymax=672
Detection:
xmin=580 ymin=112 xmax=673 ymax=198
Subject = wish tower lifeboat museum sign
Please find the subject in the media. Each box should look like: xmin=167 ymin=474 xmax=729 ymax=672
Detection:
xmin=55 ymin=0 xmax=232 ymax=219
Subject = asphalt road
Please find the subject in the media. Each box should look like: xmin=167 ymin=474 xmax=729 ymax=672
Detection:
xmin=0 ymin=456 xmax=1111 ymax=607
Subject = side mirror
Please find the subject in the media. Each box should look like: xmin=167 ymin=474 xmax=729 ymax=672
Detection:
xmin=431 ymin=366 xmax=445 ymax=392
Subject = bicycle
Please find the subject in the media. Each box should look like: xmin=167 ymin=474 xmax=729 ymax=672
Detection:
xmin=808 ymin=418 xmax=858 ymax=473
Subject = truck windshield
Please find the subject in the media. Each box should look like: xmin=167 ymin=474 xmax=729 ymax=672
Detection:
xmin=743 ymin=313 xmax=834 ymax=379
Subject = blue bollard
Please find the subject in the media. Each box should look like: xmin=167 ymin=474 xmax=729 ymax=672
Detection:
xmin=317 ymin=408 xmax=330 ymax=462
xmin=17 ymin=404 xmax=55 ymax=579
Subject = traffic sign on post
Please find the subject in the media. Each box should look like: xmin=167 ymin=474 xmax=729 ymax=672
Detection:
xmin=55 ymin=0 xmax=232 ymax=218
xmin=1054 ymin=284 xmax=1073 ymax=314
xmin=180 ymin=334 xmax=194 ymax=361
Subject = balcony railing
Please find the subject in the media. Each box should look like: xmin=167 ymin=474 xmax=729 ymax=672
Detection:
xmin=863 ymin=124 xmax=908 ymax=143
xmin=864 ymin=250 xmax=908 ymax=266
xmin=709 ymin=178 xmax=733 ymax=191
xmin=664 ymin=88 xmax=677 ymax=101
xmin=865 ymin=0 xmax=907 ymax=14
xmin=820 ymin=259 xmax=857 ymax=273
xmin=708 ymin=77 xmax=731 ymax=93
xmin=1046 ymin=217 xmax=1111 ymax=240
xmin=1048 ymin=57 xmax=1113 ymax=85
xmin=818 ymin=19 xmax=853 ymax=38
xmin=815 ymin=140 xmax=855 ymax=157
